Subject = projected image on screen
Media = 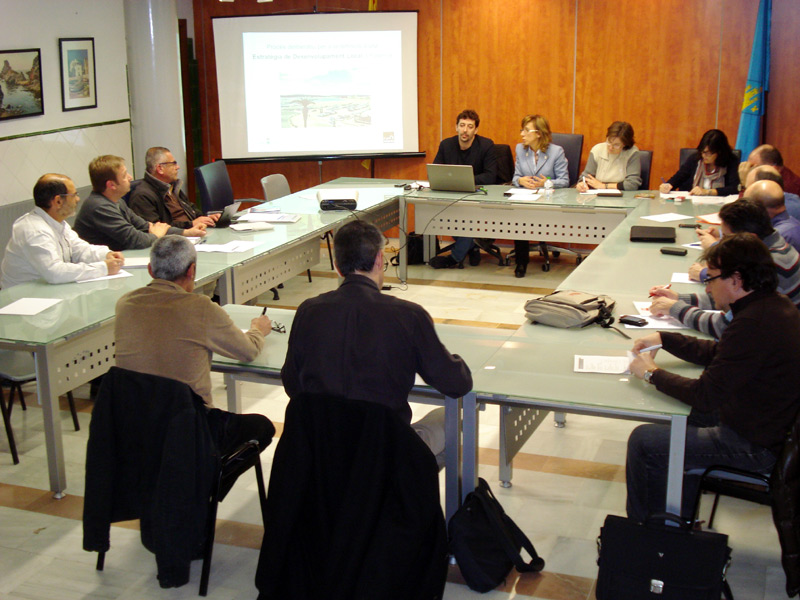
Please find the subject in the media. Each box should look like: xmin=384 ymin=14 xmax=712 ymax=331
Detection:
xmin=281 ymin=95 xmax=371 ymax=129
xmin=213 ymin=12 xmax=418 ymax=159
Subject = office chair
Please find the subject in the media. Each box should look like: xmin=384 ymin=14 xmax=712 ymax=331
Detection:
xmin=195 ymin=160 xmax=234 ymax=214
xmin=260 ymin=174 xmax=291 ymax=201
xmin=0 ymin=350 xmax=81 ymax=465
xmin=256 ymin=393 xmax=448 ymax=600
xmin=690 ymin=464 xmax=771 ymax=529
xmin=679 ymin=148 xmax=742 ymax=169
xmin=638 ymin=150 xmax=653 ymax=190
xmin=551 ymin=132 xmax=584 ymax=187
xmin=84 ymin=367 xmax=268 ymax=596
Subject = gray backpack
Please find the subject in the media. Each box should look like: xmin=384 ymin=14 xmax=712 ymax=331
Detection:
xmin=524 ymin=290 xmax=616 ymax=329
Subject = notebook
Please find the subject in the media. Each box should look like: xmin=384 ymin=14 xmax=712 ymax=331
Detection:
xmin=629 ymin=225 xmax=676 ymax=243
xmin=426 ymin=164 xmax=477 ymax=193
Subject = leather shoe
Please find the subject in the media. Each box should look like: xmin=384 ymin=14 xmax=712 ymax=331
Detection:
xmin=468 ymin=246 xmax=481 ymax=266
xmin=429 ymin=255 xmax=458 ymax=269
xmin=514 ymin=263 xmax=527 ymax=278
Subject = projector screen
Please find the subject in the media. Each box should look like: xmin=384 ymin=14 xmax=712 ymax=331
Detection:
xmin=212 ymin=12 xmax=419 ymax=160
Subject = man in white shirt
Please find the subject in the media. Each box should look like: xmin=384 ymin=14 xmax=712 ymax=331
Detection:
xmin=1 ymin=173 xmax=124 ymax=288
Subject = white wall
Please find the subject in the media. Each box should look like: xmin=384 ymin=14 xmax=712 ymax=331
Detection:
xmin=0 ymin=0 xmax=132 ymax=205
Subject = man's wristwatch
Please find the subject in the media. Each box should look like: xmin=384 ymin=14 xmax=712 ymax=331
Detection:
xmin=643 ymin=368 xmax=659 ymax=384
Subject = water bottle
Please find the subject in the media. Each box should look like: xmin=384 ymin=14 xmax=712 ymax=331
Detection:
xmin=543 ymin=177 xmax=554 ymax=199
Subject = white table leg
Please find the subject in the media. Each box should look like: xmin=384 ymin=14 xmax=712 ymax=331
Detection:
xmin=34 ymin=348 xmax=66 ymax=498
xmin=665 ymin=414 xmax=687 ymax=515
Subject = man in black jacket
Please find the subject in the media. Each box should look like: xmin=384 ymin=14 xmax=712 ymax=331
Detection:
xmin=429 ymin=109 xmax=497 ymax=269
xmin=129 ymin=146 xmax=218 ymax=230
xmin=626 ymin=233 xmax=800 ymax=521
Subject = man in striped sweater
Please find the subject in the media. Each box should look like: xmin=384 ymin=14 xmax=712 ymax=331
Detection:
xmin=649 ymin=198 xmax=800 ymax=338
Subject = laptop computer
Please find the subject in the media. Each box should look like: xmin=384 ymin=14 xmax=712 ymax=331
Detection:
xmin=426 ymin=164 xmax=477 ymax=193
xmin=212 ymin=201 xmax=241 ymax=228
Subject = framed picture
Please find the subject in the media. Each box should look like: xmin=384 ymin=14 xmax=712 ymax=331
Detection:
xmin=59 ymin=37 xmax=97 ymax=112
xmin=0 ymin=48 xmax=43 ymax=121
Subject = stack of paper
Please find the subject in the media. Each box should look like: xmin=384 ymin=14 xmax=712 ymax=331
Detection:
xmin=236 ymin=212 xmax=300 ymax=224
xmin=504 ymin=189 xmax=541 ymax=201
xmin=573 ymin=353 xmax=634 ymax=374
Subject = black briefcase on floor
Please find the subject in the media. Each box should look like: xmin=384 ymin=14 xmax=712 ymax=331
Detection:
xmin=596 ymin=513 xmax=733 ymax=599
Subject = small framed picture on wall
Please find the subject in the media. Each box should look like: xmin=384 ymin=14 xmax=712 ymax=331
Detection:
xmin=0 ymin=48 xmax=44 ymax=121
xmin=59 ymin=37 xmax=97 ymax=112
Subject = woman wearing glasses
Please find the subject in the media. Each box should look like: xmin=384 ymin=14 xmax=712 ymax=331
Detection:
xmin=511 ymin=114 xmax=569 ymax=277
xmin=576 ymin=121 xmax=641 ymax=192
xmin=659 ymin=129 xmax=740 ymax=197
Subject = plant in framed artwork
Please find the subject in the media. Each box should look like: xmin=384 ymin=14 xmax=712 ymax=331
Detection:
xmin=0 ymin=48 xmax=43 ymax=121
xmin=59 ymin=37 xmax=97 ymax=112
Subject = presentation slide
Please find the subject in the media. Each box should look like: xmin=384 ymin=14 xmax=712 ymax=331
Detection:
xmin=213 ymin=13 xmax=419 ymax=160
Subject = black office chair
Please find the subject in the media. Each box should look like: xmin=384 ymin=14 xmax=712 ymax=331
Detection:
xmin=679 ymin=148 xmax=742 ymax=169
xmin=83 ymin=367 xmax=268 ymax=596
xmin=551 ymin=132 xmax=584 ymax=187
xmin=195 ymin=160 xmax=234 ymax=214
xmin=638 ymin=150 xmax=653 ymax=190
xmin=690 ymin=464 xmax=771 ymax=529
xmin=256 ymin=393 xmax=448 ymax=600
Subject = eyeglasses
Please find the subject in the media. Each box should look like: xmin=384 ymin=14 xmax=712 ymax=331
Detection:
xmin=59 ymin=193 xmax=80 ymax=200
xmin=521 ymin=129 xmax=539 ymax=134
xmin=606 ymin=139 xmax=623 ymax=150
xmin=271 ymin=322 xmax=286 ymax=334
xmin=701 ymin=273 xmax=724 ymax=285
xmin=700 ymin=150 xmax=715 ymax=157
xmin=159 ymin=161 xmax=178 ymax=167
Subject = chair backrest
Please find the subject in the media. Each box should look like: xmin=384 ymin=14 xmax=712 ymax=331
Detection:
xmin=680 ymin=147 xmax=742 ymax=168
xmin=261 ymin=174 xmax=291 ymax=201
xmin=194 ymin=160 xmax=234 ymax=213
xmin=257 ymin=393 xmax=447 ymax=599
xmin=494 ymin=144 xmax=514 ymax=184
xmin=551 ymin=132 xmax=584 ymax=186
xmin=638 ymin=150 xmax=653 ymax=190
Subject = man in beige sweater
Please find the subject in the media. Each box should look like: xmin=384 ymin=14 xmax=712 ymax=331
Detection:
xmin=115 ymin=235 xmax=274 ymax=455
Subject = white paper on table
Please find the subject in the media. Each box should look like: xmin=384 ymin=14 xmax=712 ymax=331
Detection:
xmin=77 ymin=270 xmax=134 ymax=283
xmin=682 ymin=242 xmax=703 ymax=250
xmin=195 ymin=241 xmax=260 ymax=253
xmin=671 ymin=272 xmax=700 ymax=284
xmin=230 ymin=222 xmax=275 ymax=232
xmin=236 ymin=212 xmax=300 ymax=223
xmin=660 ymin=192 xmax=691 ymax=201
xmin=641 ymin=213 xmax=693 ymax=223
xmin=579 ymin=188 xmax=623 ymax=196
xmin=697 ymin=212 xmax=723 ymax=225
xmin=0 ymin=297 xmax=62 ymax=316
xmin=504 ymin=190 xmax=541 ymax=201
xmin=416 ymin=181 xmax=430 ymax=188
xmin=574 ymin=352 xmax=634 ymax=374
xmin=692 ymin=194 xmax=739 ymax=206
xmin=631 ymin=301 xmax=688 ymax=329
xmin=122 ymin=257 xmax=150 ymax=268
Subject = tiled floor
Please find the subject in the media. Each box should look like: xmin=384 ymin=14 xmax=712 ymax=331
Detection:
xmin=0 ymin=243 xmax=786 ymax=599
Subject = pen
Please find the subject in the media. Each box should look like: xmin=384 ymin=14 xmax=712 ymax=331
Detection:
xmin=648 ymin=283 xmax=670 ymax=298
xmin=261 ymin=306 xmax=267 ymax=316
xmin=637 ymin=344 xmax=662 ymax=354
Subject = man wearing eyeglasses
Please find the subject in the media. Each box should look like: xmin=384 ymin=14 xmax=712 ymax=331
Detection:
xmin=115 ymin=234 xmax=275 ymax=457
xmin=649 ymin=198 xmax=800 ymax=338
xmin=626 ymin=233 xmax=800 ymax=522
xmin=129 ymin=147 xmax=219 ymax=230
xmin=1 ymin=173 xmax=125 ymax=288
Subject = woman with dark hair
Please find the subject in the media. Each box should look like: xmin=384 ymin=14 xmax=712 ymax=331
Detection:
xmin=659 ymin=129 xmax=740 ymax=196
xmin=511 ymin=114 xmax=568 ymax=277
xmin=576 ymin=121 xmax=641 ymax=191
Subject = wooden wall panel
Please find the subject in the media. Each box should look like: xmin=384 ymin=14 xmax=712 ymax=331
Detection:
xmin=440 ymin=0 xmax=576 ymax=151
xmin=192 ymin=0 xmax=799 ymax=198
xmin=767 ymin=0 xmax=800 ymax=171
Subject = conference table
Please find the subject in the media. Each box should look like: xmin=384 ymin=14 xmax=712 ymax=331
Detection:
xmin=211 ymin=305 xmax=517 ymax=521
xmin=0 ymin=178 xmax=400 ymax=495
xmin=460 ymin=193 xmax=720 ymax=514
xmin=397 ymin=186 xmax=641 ymax=281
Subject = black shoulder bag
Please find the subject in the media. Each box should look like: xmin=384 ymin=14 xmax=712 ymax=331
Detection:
xmin=448 ymin=478 xmax=545 ymax=592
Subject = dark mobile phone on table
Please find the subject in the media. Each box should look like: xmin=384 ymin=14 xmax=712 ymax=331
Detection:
xmin=660 ymin=246 xmax=688 ymax=256
xmin=619 ymin=314 xmax=647 ymax=326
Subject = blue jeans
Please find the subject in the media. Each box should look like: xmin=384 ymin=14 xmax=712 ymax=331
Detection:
xmin=625 ymin=411 xmax=776 ymax=522
xmin=450 ymin=237 xmax=474 ymax=262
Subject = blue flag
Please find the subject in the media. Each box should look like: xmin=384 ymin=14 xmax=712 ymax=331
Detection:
xmin=735 ymin=0 xmax=771 ymax=159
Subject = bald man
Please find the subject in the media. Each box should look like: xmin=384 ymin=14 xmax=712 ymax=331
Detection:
xmin=745 ymin=179 xmax=800 ymax=252
xmin=1 ymin=173 xmax=124 ymax=288
xmin=739 ymin=144 xmax=800 ymax=196
xmin=747 ymin=164 xmax=800 ymax=221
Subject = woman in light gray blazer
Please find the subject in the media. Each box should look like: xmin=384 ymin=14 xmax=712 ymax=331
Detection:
xmin=511 ymin=114 xmax=569 ymax=277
